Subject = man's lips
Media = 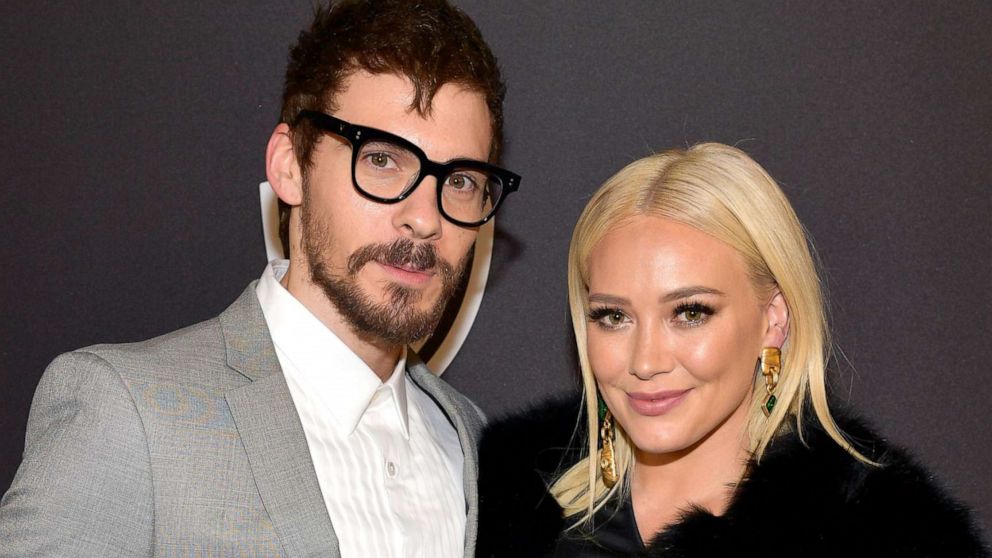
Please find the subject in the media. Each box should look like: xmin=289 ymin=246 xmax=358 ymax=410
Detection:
xmin=626 ymin=389 xmax=691 ymax=416
xmin=378 ymin=261 xmax=435 ymax=285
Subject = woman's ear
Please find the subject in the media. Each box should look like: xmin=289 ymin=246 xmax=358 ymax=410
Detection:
xmin=266 ymin=123 xmax=303 ymax=206
xmin=763 ymin=291 xmax=790 ymax=348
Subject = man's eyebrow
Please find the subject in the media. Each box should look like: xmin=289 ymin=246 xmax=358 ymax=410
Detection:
xmin=662 ymin=286 xmax=724 ymax=302
xmin=440 ymin=151 xmax=490 ymax=164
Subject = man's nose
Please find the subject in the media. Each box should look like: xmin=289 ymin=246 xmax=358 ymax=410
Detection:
xmin=392 ymin=175 xmax=443 ymax=241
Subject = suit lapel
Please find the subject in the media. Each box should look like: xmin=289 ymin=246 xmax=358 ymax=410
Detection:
xmin=220 ymin=284 xmax=339 ymax=558
xmin=407 ymin=356 xmax=482 ymax=557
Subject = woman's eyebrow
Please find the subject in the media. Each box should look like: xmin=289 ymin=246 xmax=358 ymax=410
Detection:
xmin=588 ymin=294 xmax=629 ymax=305
xmin=661 ymin=286 xmax=724 ymax=303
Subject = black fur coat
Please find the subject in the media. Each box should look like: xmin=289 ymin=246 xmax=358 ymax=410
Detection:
xmin=477 ymin=398 xmax=988 ymax=557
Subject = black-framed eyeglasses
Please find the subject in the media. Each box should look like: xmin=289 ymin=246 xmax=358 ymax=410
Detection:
xmin=295 ymin=110 xmax=520 ymax=227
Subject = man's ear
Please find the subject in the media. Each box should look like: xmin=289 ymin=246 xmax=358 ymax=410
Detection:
xmin=762 ymin=291 xmax=790 ymax=348
xmin=266 ymin=123 xmax=303 ymax=206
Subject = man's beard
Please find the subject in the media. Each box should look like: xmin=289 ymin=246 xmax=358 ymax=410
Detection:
xmin=300 ymin=195 xmax=470 ymax=347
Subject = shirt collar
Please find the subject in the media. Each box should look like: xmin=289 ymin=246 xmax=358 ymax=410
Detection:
xmin=256 ymin=260 xmax=411 ymax=439
xmin=381 ymin=348 xmax=410 ymax=438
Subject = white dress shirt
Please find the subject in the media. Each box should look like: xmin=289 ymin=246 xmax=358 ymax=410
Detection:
xmin=256 ymin=260 xmax=465 ymax=558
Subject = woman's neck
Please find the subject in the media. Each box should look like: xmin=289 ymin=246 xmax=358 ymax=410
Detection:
xmin=629 ymin=398 xmax=752 ymax=544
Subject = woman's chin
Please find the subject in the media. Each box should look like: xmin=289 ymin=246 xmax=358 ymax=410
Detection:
xmin=628 ymin=430 xmax=693 ymax=459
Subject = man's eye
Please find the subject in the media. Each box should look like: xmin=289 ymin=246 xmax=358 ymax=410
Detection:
xmin=369 ymin=153 xmax=391 ymax=168
xmin=447 ymin=173 xmax=476 ymax=191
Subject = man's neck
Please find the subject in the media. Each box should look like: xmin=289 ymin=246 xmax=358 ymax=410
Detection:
xmin=280 ymin=261 xmax=402 ymax=382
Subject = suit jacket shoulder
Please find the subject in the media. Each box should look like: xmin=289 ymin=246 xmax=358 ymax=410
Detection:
xmin=0 ymin=284 xmax=317 ymax=557
xmin=0 ymin=349 xmax=157 ymax=556
xmin=1 ymin=316 xmax=237 ymax=556
xmin=82 ymin=314 xmax=233 ymax=387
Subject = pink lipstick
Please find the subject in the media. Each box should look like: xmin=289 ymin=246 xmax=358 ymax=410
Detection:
xmin=627 ymin=389 xmax=691 ymax=416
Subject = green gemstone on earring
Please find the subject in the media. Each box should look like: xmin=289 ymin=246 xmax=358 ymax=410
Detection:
xmin=598 ymin=396 xmax=608 ymax=421
xmin=765 ymin=394 xmax=777 ymax=414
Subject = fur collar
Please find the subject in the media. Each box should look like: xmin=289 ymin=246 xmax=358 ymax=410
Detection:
xmin=477 ymin=397 xmax=988 ymax=557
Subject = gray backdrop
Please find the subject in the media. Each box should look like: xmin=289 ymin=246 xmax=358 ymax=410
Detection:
xmin=2 ymin=1 xmax=990 ymax=538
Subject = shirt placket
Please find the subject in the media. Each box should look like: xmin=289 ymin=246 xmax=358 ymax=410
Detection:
xmin=365 ymin=386 xmax=408 ymax=557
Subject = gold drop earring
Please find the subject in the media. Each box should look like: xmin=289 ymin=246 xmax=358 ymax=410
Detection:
xmin=598 ymin=395 xmax=618 ymax=488
xmin=760 ymin=347 xmax=781 ymax=416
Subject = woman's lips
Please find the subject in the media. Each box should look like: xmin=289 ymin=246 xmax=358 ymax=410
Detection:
xmin=626 ymin=389 xmax=691 ymax=416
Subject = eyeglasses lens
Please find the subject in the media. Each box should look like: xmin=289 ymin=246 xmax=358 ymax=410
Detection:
xmin=440 ymin=166 xmax=501 ymax=224
xmin=354 ymin=139 xmax=502 ymax=225
xmin=355 ymin=140 xmax=422 ymax=198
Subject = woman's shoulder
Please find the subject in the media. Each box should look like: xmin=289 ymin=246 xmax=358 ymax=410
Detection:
xmin=811 ymin=409 xmax=988 ymax=555
xmin=771 ymin=407 xmax=979 ymax=528
xmin=650 ymin=407 xmax=988 ymax=557
xmin=476 ymin=395 xmax=582 ymax=557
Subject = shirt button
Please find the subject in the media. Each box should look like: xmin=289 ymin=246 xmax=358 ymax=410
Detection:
xmin=386 ymin=461 xmax=397 ymax=478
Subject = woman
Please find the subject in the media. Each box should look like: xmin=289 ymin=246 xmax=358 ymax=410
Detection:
xmin=477 ymin=143 xmax=987 ymax=557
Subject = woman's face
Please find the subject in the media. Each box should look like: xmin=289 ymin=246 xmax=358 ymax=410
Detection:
xmin=586 ymin=216 xmax=785 ymax=459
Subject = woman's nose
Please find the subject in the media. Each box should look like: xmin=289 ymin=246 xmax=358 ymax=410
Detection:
xmin=629 ymin=320 xmax=675 ymax=380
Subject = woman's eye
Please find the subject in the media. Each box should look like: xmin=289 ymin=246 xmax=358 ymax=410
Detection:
xmin=682 ymin=309 xmax=703 ymax=321
xmin=588 ymin=307 xmax=629 ymax=330
xmin=673 ymin=302 xmax=713 ymax=326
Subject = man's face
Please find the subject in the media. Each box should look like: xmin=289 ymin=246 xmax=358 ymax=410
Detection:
xmin=299 ymin=71 xmax=492 ymax=346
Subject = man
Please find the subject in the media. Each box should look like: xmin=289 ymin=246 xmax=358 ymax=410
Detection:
xmin=0 ymin=1 xmax=518 ymax=556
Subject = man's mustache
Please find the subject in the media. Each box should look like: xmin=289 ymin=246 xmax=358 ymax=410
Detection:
xmin=347 ymin=238 xmax=445 ymax=276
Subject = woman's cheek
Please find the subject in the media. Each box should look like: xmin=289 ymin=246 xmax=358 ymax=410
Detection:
xmin=588 ymin=332 xmax=630 ymax=382
xmin=679 ymin=329 xmax=727 ymax=381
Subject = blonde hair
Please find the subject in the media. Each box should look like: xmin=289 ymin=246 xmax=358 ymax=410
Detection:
xmin=551 ymin=143 xmax=866 ymax=522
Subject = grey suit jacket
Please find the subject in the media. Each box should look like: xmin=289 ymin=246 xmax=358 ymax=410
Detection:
xmin=0 ymin=283 xmax=486 ymax=557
